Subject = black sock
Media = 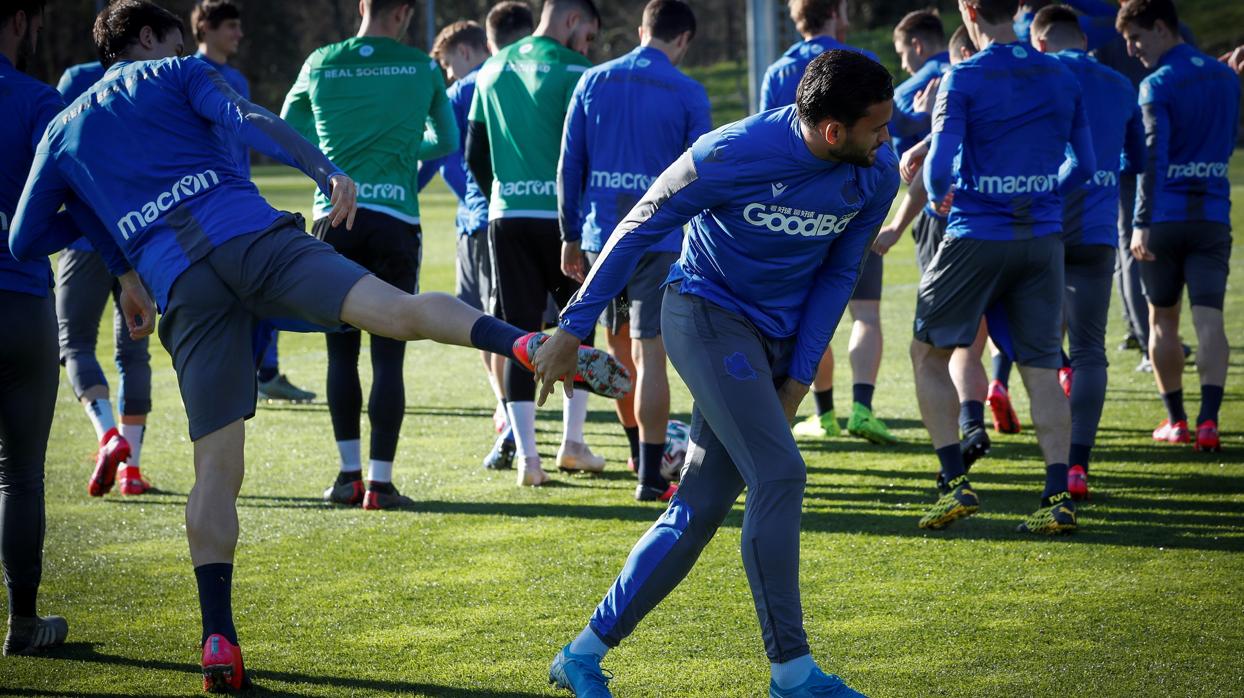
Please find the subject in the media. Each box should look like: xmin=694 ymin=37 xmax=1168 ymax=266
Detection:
xmin=959 ymin=400 xmax=985 ymax=433
xmin=256 ymin=366 xmax=278 ymax=383
xmin=1042 ymin=463 xmax=1069 ymax=502
xmin=1069 ymin=443 xmax=1091 ymax=473
xmin=813 ymin=389 xmax=834 ymax=416
xmin=638 ymin=442 xmax=668 ymax=489
xmin=624 ymin=426 xmax=640 ymax=461
xmin=852 ymin=383 xmax=875 ymax=410
xmin=8 ymin=585 xmax=36 ymax=618
xmin=992 ymin=353 xmax=1012 ymax=388
xmin=194 ymin=563 xmax=238 ymax=645
xmin=936 ymin=444 xmax=966 ymax=484
xmin=1061 ymin=350 xmax=1071 ymax=369
xmin=1198 ymin=385 xmax=1224 ymax=425
xmin=335 ymin=470 xmax=362 ymax=485
xmin=469 ymin=316 xmax=526 ymax=360
xmin=1161 ymin=390 xmax=1187 ymax=424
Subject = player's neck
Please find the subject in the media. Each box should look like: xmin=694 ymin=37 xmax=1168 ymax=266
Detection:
xmin=640 ymin=39 xmax=677 ymax=64
xmin=198 ymin=44 xmax=230 ymax=64
xmin=970 ymin=22 xmax=1018 ymax=51
xmin=534 ymin=19 xmax=569 ymax=45
xmin=357 ymin=17 xmax=401 ymax=41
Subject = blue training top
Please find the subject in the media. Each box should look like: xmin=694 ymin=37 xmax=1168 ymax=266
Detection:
xmin=560 ymin=105 xmax=900 ymax=385
xmin=926 ymin=42 xmax=1095 ymax=241
xmin=56 ymin=61 xmax=107 ymax=253
xmin=890 ymin=51 xmax=951 ymax=157
xmin=195 ymin=51 xmax=252 ymax=178
xmin=559 ymin=46 xmax=712 ymax=254
xmin=1 ymin=55 xmax=64 ymax=297
xmin=11 ymin=57 xmax=341 ymax=311
xmin=1135 ymin=43 xmax=1240 ymax=228
xmin=1014 ymin=0 xmax=1119 ymax=51
xmin=760 ymin=36 xmax=880 ymax=111
xmin=417 ymin=67 xmax=488 ymax=236
xmin=1051 ymin=49 xmax=1145 ymax=247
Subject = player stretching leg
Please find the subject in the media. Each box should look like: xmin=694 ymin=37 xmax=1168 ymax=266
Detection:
xmin=0 ymin=0 xmax=79 ymax=656
xmin=765 ymin=0 xmax=896 ymax=445
xmin=12 ymin=1 xmax=627 ymax=689
xmin=282 ymin=0 xmax=459 ymax=509
xmin=1032 ymin=6 xmax=1146 ymax=498
xmin=1118 ymin=0 xmax=1239 ymax=452
xmin=559 ymin=0 xmax=711 ymax=501
xmin=913 ymin=0 xmax=1095 ymax=535
xmin=537 ymin=50 xmax=898 ymax=698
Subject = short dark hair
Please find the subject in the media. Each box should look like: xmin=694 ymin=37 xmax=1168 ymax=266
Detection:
xmin=789 ymin=0 xmax=844 ymax=37
xmin=544 ymin=0 xmax=601 ymax=25
xmin=432 ymin=20 xmax=488 ymax=60
xmin=796 ymin=49 xmax=893 ymax=128
xmin=0 ymin=1 xmax=44 ymax=28
xmin=894 ymin=9 xmax=945 ymax=46
xmin=94 ymin=0 xmax=186 ymax=67
xmin=1031 ymin=4 xmax=1085 ymax=44
xmin=365 ymin=0 xmax=418 ymax=15
xmin=642 ymin=0 xmax=695 ymax=42
xmin=487 ymin=1 xmax=534 ymax=48
xmin=190 ymin=0 xmax=240 ymax=43
xmin=1116 ymin=0 xmax=1179 ymax=33
xmin=964 ymin=0 xmax=1019 ymax=26
xmin=948 ymin=25 xmax=977 ymax=59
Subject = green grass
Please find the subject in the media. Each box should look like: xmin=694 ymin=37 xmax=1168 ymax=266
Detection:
xmin=2 ymin=151 xmax=1243 ymax=696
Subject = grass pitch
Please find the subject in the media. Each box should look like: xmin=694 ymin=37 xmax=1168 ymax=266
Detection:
xmin=0 ymin=159 xmax=1241 ymax=697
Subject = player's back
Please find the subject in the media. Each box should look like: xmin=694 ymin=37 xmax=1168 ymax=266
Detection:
xmin=760 ymin=36 xmax=879 ymax=110
xmin=1139 ymin=43 xmax=1239 ymax=225
xmin=56 ymin=61 xmax=105 ymax=102
xmin=471 ymin=35 xmax=591 ymax=217
xmin=1052 ymin=49 xmax=1138 ymax=244
xmin=943 ymin=43 xmax=1081 ymax=240
xmin=572 ymin=46 xmax=709 ymax=247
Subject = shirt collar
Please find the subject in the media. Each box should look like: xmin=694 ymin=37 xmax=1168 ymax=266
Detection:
xmin=1158 ymin=42 xmax=1194 ymax=68
xmin=633 ymin=45 xmax=672 ymax=67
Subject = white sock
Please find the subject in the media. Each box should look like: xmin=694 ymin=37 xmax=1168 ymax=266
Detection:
xmin=85 ymin=399 xmax=116 ymax=441
xmin=771 ymin=654 xmax=817 ymax=690
xmin=337 ymin=440 xmax=362 ymax=472
xmin=507 ymin=401 xmax=539 ymax=460
xmin=563 ymin=391 xmax=589 ymax=444
xmin=367 ymin=459 xmax=393 ymax=483
xmin=568 ymin=625 xmax=609 ymax=660
xmin=119 ymin=423 xmax=144 ymax=468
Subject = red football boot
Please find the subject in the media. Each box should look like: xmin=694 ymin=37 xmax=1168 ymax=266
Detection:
xmin=1194 ymin=420 xmax=1221 ymax=452
xmin=201 ymin=634 xmax=249 ymax=693
xmin=1067 ymin=464 xmax=1089 ymax=501
xmin=987 ymin=380 xmax=1022 ymax=434
xmin=511 ymin=332 xmax=632 ymax=399
xmin=88 ymin=428 xmax=131 ymax=497
xmin=1059 ymin=367 xmax=1073 ymax=398
xmin=117 ymin=465 xmax=151 ymax=495
xmin=1152 ymin=419 xmax=1191 ymax=444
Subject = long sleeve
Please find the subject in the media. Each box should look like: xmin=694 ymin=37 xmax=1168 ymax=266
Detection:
xmin=188 ymin=61 xmax=340 ymax=197
xmin=687 ymin=87 xmax=713 ymax=144
xmin=465 ymin=120 xmax=493 ymax=201
xmin=416 ymin=157 xmax=442 ymax=193
xmin=1134 ymin=96 xmax=1169 ymax=228
xmin=559 ymin=150 xmax=729 ymax=339
xmin=925 ymin=72 xmax=964 ymax=203
xmin=417 ymin=81 xmax=459 ymax=161
xmin=1058 ymin=93 xmax=1096 ymax=195
xmin=788 ymin=168 xmax=900 ymax=385
xmin=279 ymin=59 xmax=319 ymax=144
xmin=1121 ymin=102 xmax=1145 ymax=175
xmin=557 ymin=81 xmax=590 ymax=243
xmin=759 ymin=69 xmax=777 ymax=112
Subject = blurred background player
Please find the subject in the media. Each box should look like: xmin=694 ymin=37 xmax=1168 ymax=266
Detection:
xmin=1031 ymin=3 xmax=1145 ymax=499
xmin=766 ymin=0 xmax=896 ymax=445
xmin=539 ymin=49 xmax=898 ymax=698
xmin=558 ymin=0 xmax=710 ymax=501
xmin=193 ymin=0 xmax=316 ymax=404
xmin=54 ymin=58 xmax=154 ymax=497
xmin=0 ymin=0 xmax=71 ymax=656
xmin=485 ymin=0 xmax=534 ymax=54
xmin=1118 ymin=0 xmax=1238 ymax=452
xmin=282 ymin=0 xmax=459 ymax=509
xmin=466 ymin=0 xmax=602 ymax=487
xmin=914 ymin=0 xmax=1095 ymax=535
xmin=421 ymin=21 xmax=508 ymax=468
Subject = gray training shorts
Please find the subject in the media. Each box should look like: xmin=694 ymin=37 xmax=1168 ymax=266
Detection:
xmin=455 ymin=229 xmax=493 ymax=313
xmin=159 ymin=215 xmax=369 ymax=440
xmin=912 ymin=208 xmax=948 ymax=275
xmin=914 ymin=234 xmax=1065 ymax=369
xmin=850 ymin=251 xmax=883 ymax=301
xmin=1140 ymin=221 xmax=1232 ymax=310
xmin=586 ymin=250 xmax=679 ymax=339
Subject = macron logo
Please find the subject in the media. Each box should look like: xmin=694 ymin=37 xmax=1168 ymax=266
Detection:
xmin=771 ymin=182 xmax=788 ymax=198
xmin=1167 ymin=161 xmax=1228 ymax=179
xmin=358 ymin=182 xmax=407 ymax=202
xmin=971 ymin=174 xmax=1058 ymax=195
xmin=1092 ymin=170 xmax=1118 ymax=187
xmin=116 ymin=170 xmax=220 ymax=240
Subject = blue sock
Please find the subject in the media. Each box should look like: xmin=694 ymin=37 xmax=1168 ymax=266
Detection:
xmin=992 ymin=353 xmax=1012 ymax=388
xmin=624 ymin=426 xmax=640 ymax=461
xmin=936 ymin=443 xmax=966 ymax=484
xmin=813 ymin=389 xmax=834 ymax=416
xmin=568 ymin=624 xmax=609 ymax=659
xmin=1198 ymin=384 xmax=1224 ymax=425
xmin=771 ymin=653 xmax=816 ymax=690
xmin=470 ymin=316 xmax=525 ymax=360
xmin=1042 ymin=463 xmax=1070 ymax=503
xmin=1061 ymin=350 xmax=1071 ymax=369
xmin=194 ymin=563 xmax=238 ymax=645
xmin=1161 ymin=390 xmax=1187 ymax=424
xmin=959 ymin=400 xmax=985 ymax=433
xmin=1069 ymin=443 xmax=1091 ymax=472
xmin=639 ymin=441 xmax=668 ymax=489
xmin=852 ymin=383 xmax=874 ymax=410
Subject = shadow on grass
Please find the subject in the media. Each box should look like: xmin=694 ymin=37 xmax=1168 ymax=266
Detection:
xmin=19 ymin=642 xmax=547 ymax=697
